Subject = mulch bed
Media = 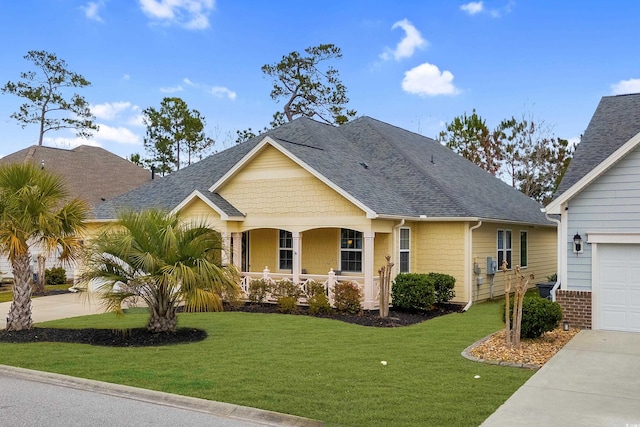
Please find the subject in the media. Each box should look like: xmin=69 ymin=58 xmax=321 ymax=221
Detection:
xmin=0 ymin=297 xmax=462 ymax=347
xmin=224 ymin=302 xmax=464 ymax=327
xmin=0 ymin=327 xmax=207 ymax=347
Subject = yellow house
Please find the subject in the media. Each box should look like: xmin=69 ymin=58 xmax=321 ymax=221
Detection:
xmin=93 ymin=117 xmax=556 ymax=309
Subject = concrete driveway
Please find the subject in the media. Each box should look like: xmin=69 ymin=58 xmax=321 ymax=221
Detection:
xmin=482 ymin=329 xmax=640 ymax=426
xmin=0 ymin=292 xmax=103 ymax=329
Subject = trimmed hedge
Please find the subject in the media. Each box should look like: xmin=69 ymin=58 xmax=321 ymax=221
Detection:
xmin=428 ymin=273 xmax=456 ymax=304
xmin=505 ymin=295 xmax=563 ymax=339
xmin=391 ymin=273 xmax=435 ymax=311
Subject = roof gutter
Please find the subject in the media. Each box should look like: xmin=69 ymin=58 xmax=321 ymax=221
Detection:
xmin=463 ymin=220 xmax=483 ymax=312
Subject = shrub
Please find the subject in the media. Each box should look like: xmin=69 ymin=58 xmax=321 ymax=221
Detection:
xmin=272 ymin=280 xmax=302 ymax=314
xmin=306 ymin=281 xmax=332 ymax=315
xmin=333 ymin=281 xmax=362 ymax=314
xmin=44 ymin=267 xmax=67 ymax=286
xmin=391 ymin=273 xmax=435 ymax=312
xmin=277 ymin=296 xmax=298 ymax=314
xmin=428 ymin=272 xmax=456 ymax=304
xmin=504 ymin=295 xmax=563 ymax=339
xmin=248 ymin=279 xmax=271 ymax=304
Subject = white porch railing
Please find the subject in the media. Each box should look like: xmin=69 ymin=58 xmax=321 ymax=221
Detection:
xmin=239 ymin=267 xmax=379 ymax=308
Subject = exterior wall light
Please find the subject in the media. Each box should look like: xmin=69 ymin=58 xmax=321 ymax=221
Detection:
xmin=573 ymin=232 xmax=583 ymax=254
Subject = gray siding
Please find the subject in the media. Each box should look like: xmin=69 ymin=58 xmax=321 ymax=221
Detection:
xmin=566 ymin=146 xmax=640 ymax=290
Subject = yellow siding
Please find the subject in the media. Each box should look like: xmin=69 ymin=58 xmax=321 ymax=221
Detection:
xmin=247 ymin=229 xmax=278 ymax=273
xmin=413 ymin=221 xmax=467 ymax=303
xmin=301 ymin=229 xmax=339 ymax=274
xmin=472 ymin=223 xmax=557 ymax=301
xmin=219 ymin=145 xmax=366 ymax=230
xmin=177 ymin=198 xmax=225 ymax=230
xmin=374 ymin=233 xmax=392 ymax=271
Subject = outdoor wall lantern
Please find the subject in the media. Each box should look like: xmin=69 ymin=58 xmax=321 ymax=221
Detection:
xmin=573 ymin=232 xmax=583 ymax=254
xmin=563 ymin=321 xmax=570 ymax=331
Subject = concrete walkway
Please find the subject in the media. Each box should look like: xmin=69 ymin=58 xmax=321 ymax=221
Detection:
xmin=482 ymin=329 xmax=640 ymax=426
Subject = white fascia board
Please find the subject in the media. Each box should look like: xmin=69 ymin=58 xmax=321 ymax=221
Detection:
xmin=85 ymin=218 xmax=118 ymax=223
xmin=208 ymin=136 xmax=378 ymax=219
xmin=546 ymin=130 xmax=640 ymax=214
xmin=587 ymin=231 xmax=640 ymax=244
xmin=171 ymin=189 xmax=244 ymax=221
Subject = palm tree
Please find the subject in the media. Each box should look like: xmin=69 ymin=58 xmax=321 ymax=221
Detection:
xmin=79 ymin=209 xmax=240 ymax=333
xmin=0 ymin=163 xmax=89 ymax=331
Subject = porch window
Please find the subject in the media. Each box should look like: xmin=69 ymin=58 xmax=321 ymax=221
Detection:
xmin=497 ymin=229 xmax=512 ymax=269
xmin=279 ymin=230 xmax=293 ymax=270
xmin=340 ymin=228 xmax=362 ymax=272
xmin=399 ymin=227 xmax=410 ymax=273
xmin=520 ymin=231 xmax=528 ymax=268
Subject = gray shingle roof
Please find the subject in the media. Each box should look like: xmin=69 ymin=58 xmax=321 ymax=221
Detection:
xmin=0 ymin=145 xmax=152 ymax=208
xmin=95 ymin=117 xmax=551 ymax=225
xmin=553 ymin=93 xmax=640 ymax=199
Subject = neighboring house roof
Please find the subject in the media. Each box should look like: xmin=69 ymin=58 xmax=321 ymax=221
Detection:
xmin=94 ymin=116 xmax=552 ymax=226
xmin=547 ymin=93 xmax=640 ymax=212
xmin=0 ymin=145 xmax=152 ymax=208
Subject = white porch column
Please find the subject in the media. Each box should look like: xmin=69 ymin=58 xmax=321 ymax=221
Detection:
xmin=221 ymin=232 xmax=231 ymax=266
xmin=231 ymin=232 xmax=242 ymax=271
xmin=363 ymin=231 xmax=375 ymax=309
xmin=292 ymin=231 xmax=302 ymax=284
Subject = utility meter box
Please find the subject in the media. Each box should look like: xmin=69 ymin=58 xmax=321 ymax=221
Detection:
xmin=486 ymin=257 xmax=497 ymax=274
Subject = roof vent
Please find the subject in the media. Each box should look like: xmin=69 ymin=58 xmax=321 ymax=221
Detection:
xmin=41 ymin=160 xmax=45 ymax=169
xmin=359 ymin=162 xmax=369 ymax=170
xmin=430 ymin=155 xmax=435 ymax=164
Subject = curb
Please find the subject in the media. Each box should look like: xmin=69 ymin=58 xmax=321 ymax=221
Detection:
xmin=0 ymin=365 xmax=324 ymax=427
xmin=461 ymin=333 xmax=539 ymax=370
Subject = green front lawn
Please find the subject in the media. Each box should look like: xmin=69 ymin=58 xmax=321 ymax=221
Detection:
xmin=0 ymin=301 xmax=531 ymax=426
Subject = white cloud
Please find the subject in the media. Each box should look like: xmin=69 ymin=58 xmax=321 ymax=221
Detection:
xmin=94 ymin=124 xmax=141 ymax=145
xmin=380 ymin=19 xmax=427 ymax=61
xmin=460 ymin=2 xmax=483 ymax=15
xmin=81 ymin=1 xmax=104 ymax=22
xmin=160 ymin=85 xmax=184 ymax=93
xmin=126 ymin=114 xmax=146 ymax=127
xmin=183 ymin=77 xmax=196 ymax=86
xmin=92 ymin=101 xmax=135 ymax=120
xmin=138 ymin=0 xmax=215 ymax=30
xmin=211 ymin=86 xmax=236 ymax=100
xmin=402 ymin=63 xmax=460 ymax=96
xmin=123 ymin=74 xmax=131 ymax=80
xmin=611 ymin=78 xmax=640 ymax=95
xmin=461 ymin=1 xmax=513 ymax=18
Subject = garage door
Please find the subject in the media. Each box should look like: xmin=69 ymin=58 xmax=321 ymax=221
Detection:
xmin=598 ymin=244 xmax=640 ymax=332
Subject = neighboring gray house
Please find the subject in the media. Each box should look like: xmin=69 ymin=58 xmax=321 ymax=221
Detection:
xmin=546 ymin=93 xmax=640 ymax=332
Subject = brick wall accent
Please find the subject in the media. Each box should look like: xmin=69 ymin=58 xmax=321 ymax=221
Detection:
xmin=555 ymin=290 xmax=592 ymax=329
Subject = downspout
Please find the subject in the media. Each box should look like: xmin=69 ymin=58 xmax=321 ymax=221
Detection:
xmin=545 ymin=212 xmax=562 ymax=302
xmin=463 ymin=221 xmax=483 ymax=312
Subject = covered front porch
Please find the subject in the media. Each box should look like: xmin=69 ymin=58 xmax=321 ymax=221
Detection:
xmin=221 ymin=227 xmax=392 ymax=309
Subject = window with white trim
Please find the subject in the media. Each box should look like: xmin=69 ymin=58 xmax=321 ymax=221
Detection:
xmin=497 ymin=229 xmax=512 ymax=269
xmin=340 ymin=229 xmax=362 ymax=272
xmin=520 ymin=231 xmax=528 ymax=268
xmin=279 ymin=230 xmax=293 ymax=270
xmin=399 ymin=228 xmax=410 ymax=273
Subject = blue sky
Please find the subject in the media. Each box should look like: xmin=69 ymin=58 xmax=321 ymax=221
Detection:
xmin=1 ymin=0 xmax=639 ymax=160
